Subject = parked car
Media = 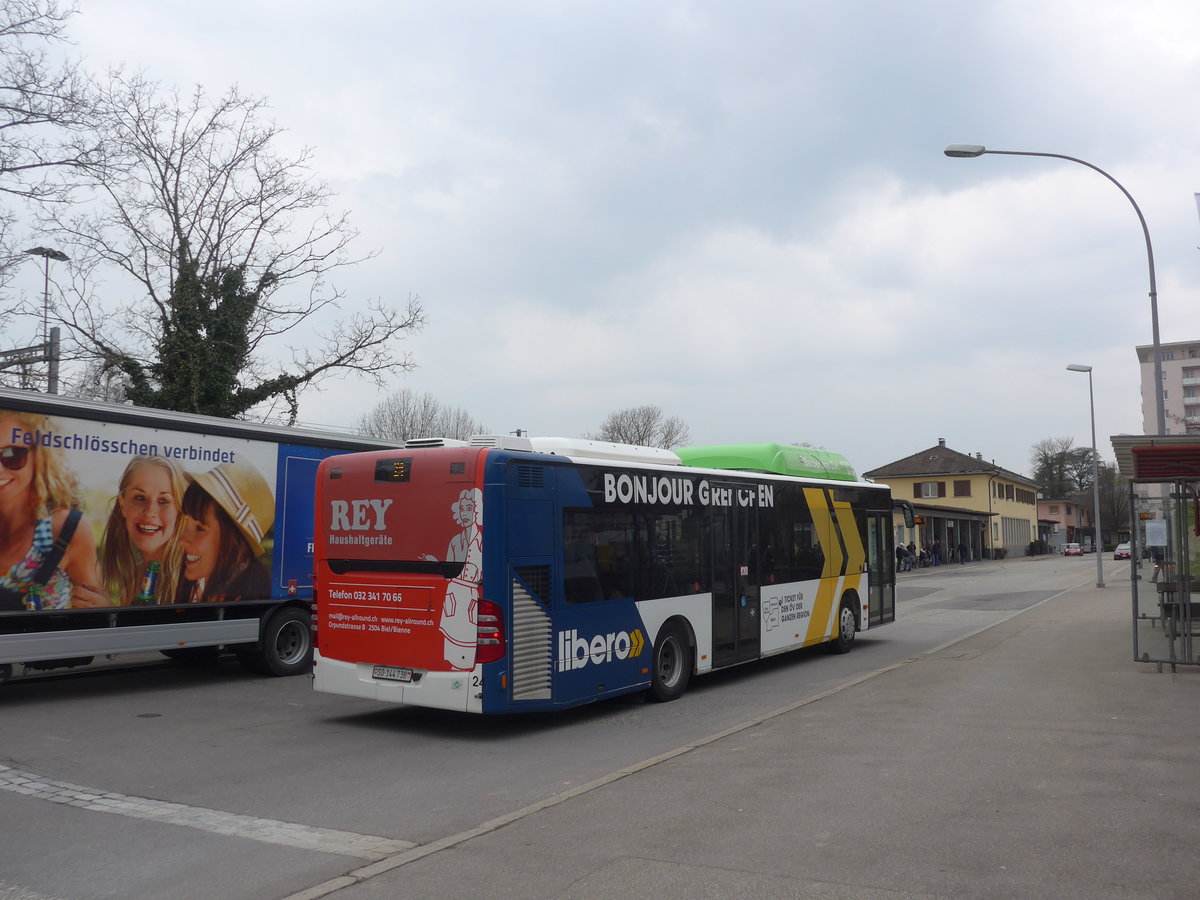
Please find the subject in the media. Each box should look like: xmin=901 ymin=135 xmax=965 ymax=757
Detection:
xmin=1114 ymin=542 xmax=1131 ymax=560
xmin=1063 ymin=542 xmax=1082 ymax=556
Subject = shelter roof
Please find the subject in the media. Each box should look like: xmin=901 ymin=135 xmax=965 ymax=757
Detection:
xmin=1111 ymin=434 xmax=1200 ymax=481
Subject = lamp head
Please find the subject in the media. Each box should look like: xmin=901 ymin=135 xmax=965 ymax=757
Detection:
xmin=23 ymin=247 xmax=68 ymax=261
xmin=1066 ymin=364 xmax=1092 ymax=373
xmin=944 ymin=144 xmax=987 ymax=158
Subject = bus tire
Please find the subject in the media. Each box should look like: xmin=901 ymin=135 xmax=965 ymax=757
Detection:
xmin=827 ymin=597 xmax=857 ymax=654
xmin=246 ymin=607 xmax=313 ymax=677
xmin=648 ymin=621 xmax=692 ymax=702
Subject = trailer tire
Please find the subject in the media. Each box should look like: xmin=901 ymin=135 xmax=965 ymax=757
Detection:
xmin=245 ymin=607 xmax=312 ymax=677
xmin=648 ymin=621 xmax=692 ymax=702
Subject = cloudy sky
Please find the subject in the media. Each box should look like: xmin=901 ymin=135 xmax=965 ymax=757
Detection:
xmin=31 ymin=0 xmax=1200 ymax=476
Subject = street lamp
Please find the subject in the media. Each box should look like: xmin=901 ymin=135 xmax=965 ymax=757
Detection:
xmin=945 ymin=145 xmax=1166 ymax=435
xmin=1067 ymin=363 xmax=1106 ymax=588
xmin=22 ymin=246 xmax=68 ymax=395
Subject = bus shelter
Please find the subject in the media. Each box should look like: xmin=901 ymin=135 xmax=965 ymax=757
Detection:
xmin=1111 ymin=435 xmax=1200 ymax=672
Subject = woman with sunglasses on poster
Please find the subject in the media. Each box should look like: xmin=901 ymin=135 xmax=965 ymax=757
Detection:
xmin=0 ymin=411 xmax=108 ymax=611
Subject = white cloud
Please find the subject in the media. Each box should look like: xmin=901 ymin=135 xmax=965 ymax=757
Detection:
xmin=18 ymin=0 xmax=1198 ymax=477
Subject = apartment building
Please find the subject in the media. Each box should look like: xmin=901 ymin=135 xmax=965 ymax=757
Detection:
xmin=1136 ymin=339 xmax=1200 ymax=435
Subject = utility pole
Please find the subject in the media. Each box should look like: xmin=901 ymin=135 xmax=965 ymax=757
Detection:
xmin=22 ymin=246 xmax=68 ymax=394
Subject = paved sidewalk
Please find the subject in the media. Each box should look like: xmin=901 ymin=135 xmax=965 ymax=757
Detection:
xmin=298 ymin=573 xmax=1200 ymax=900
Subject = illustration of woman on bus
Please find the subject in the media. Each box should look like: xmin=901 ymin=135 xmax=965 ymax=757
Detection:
xmin=438 ymin=487 xmax=483 ymax=669
xmin=0 ymin=410 xmax=107 ymax=611
xmin=175 ymin=459 xmax=274 ymax=603
xmin=100 ymin=455 xmax=187 ymax=606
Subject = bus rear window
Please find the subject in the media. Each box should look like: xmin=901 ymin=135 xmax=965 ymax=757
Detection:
xmin=318 ymin=447 xmax=483 ymax=568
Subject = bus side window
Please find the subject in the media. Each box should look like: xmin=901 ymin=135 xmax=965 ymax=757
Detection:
xmin=564 ymin=510 xmax=635 ymax=603
xmin=643 ymin=509 xmax=706 ymax=600
xmin=563 ymin=521 xmax=603 ymax=604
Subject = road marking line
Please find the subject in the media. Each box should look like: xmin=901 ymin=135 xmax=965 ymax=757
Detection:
xmin=0 ymin=765 xmax=414 ymax=860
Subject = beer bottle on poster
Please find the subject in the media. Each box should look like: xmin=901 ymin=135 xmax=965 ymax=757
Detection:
xmin=134 ymin=561 xmax=160 ymax=606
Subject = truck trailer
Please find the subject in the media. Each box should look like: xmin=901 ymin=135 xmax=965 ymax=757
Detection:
xmin=0 ymin=386 xmax=395 ymax=681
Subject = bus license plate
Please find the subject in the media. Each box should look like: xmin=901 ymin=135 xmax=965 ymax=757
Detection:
xmin=372 ymin=665 xmax=413 ymax=683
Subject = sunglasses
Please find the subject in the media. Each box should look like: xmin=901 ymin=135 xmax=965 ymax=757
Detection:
xmin=0 ymin=445 xmax=31 ymax=471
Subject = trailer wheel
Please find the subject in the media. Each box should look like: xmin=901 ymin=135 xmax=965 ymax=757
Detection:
xmin=246 ymin=607 xmax=312 ymax=677
xmin=0 ymin=663 xmax=11 ymax=683
xmin=648 ymin=621 xmax=692 ymax=702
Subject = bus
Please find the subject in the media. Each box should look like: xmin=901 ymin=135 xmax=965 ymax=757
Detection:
xmin=312 ymin=436 xmax=902 ymax=713
xmin=0 ymin=386 xmax=396 ymax=682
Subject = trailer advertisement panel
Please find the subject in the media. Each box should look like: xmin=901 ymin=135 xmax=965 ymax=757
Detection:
xmin=1 ymin=404 xmax=281 ymax=612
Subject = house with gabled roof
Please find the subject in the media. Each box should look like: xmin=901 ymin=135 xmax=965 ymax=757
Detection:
xmin=863 ymin=438 xmax=1042 ymax=560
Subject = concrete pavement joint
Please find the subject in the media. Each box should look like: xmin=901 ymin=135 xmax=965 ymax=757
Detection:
xmin=0 ymin=765 xmax=414 ymax=860
xmin=920 ymin=582 xmax=1080 ymax=657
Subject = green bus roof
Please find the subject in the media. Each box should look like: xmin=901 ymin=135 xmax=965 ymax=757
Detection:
xmin=674 ymin=443 xmax=858 ymax=482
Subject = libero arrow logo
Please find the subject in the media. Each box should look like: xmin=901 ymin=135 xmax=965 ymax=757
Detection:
xmin=557 ymin=627 xmax=645 ymax=672
xmin=629 ymin=628 xmax=644 ymax=658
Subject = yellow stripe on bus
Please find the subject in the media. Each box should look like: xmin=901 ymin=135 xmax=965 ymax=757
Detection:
xmin=833 ymin=498 xmax=866 ymax=574
xmin=831 ymin=497 xmax=867 ymax=641
xmin=804 ymin=488 xmax=840 ymax=643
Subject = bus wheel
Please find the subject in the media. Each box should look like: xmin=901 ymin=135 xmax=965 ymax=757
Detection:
xmin=827 ymin=598 xmax=857 ymax=654
xmin=649 ymin=622 xmax=692 ymax=702
xmin=246 ymin=607 xmax=313 ymax=677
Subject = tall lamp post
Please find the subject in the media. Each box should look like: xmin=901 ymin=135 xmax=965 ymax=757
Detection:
xmin=1067 ymin=363 xmax=1106 ymax=588
xmin=944 ymin=145 xmax=1166 ymax=436
xmin=22 ymin=246 xmax=68 ymax=395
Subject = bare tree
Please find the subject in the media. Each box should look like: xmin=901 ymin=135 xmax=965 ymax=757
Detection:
xmin=0 ymin=0 xmax=92 ymax=318
xmin=0 ymin=1 xmax=90 ymax=200
xmin=1030 ymin=437 xmax=1076 ymax=497
xmin=1096 ymin=461 xmax=1129 ymax=546
xmin=42 ymin=73 xmax=423 ymax=422
xmin=67 ymin=358 xmax=128 ymax=403
xmin=357 ymin=388 xmax=487 ymax=443
xmin=589 ymin=405 xmax=690 ymax=449
xmin=1065 ymin=446 xmax=1099 ymax=493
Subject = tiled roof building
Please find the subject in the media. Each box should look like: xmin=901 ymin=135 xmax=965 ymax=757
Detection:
xmin=864 ymin=438 xmax=1042 ymax=559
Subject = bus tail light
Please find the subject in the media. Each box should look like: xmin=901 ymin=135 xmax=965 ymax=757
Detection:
xmin=476 ymin=600 xmax=505 ymax=664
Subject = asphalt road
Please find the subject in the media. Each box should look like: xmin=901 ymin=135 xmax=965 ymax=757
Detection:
xmin=0 ymin=554 xmax=1123 ymax=900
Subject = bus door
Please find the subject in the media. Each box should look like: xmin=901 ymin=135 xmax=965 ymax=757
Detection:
xmin=711 ymin=484 xmax=760 ymax=667
xmin=865 ymin=511 xmax=895 ymax=626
